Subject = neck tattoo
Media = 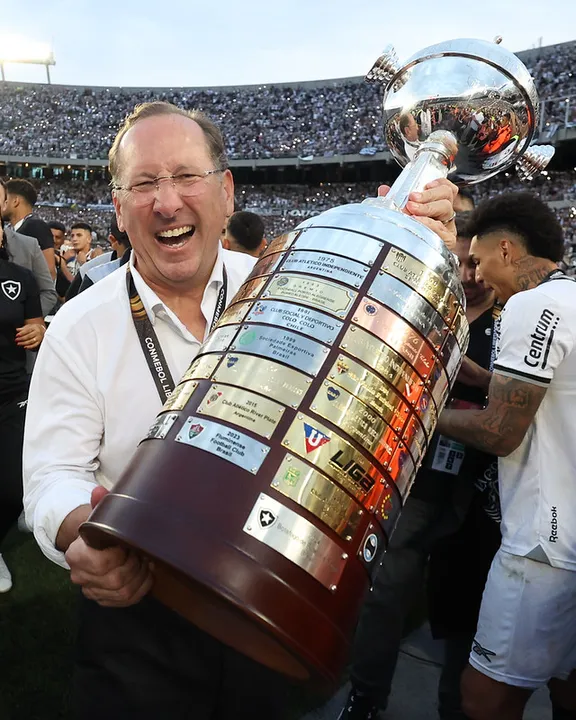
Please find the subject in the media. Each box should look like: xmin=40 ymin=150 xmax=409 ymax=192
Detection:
xmin=513 ymin=255 xmax=556 ymax=292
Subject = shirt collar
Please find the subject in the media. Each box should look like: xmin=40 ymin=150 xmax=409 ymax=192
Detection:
xmin=129 ymin=244 xmax=226 ymax=341
xmin=205 ymin=242 xmax=226 ymax=297
xmin=13 ymin=214 xmax=32 ymax=232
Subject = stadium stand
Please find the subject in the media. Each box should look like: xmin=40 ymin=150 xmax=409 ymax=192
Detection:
xmin=0 ymin=40 xmax=574 ymax=263
xmin=0 ymin=42 xmax=575 ymax=162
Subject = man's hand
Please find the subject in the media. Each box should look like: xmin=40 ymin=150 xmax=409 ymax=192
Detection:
xmin=378 ymin=178 xmax=458 ymax=251
xmin=16 ymin=323 xmax=46 ymax=350
xmin=62 ymin=486 xmax=153 ymax=608
xmin=66 ymin=537 xmax=154 ymax=607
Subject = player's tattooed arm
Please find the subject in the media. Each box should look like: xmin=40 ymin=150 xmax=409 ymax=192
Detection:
xmin=437 ymin=373 xmax=547 ymax=456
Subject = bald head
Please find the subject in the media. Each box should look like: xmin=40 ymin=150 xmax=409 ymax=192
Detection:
xmin=114 ymin=115 xmax=214 ymax=187
xmin=109 ymin=101 xmax=227 ymax=185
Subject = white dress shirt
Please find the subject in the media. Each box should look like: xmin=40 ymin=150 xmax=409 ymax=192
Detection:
xmin=23 ymin=246 xmax=255 ymax=567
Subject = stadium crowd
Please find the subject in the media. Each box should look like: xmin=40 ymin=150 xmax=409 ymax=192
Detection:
xmin=527 ymin=43 xmax=576 ymax=126
xmin=2 ymin=103 xmax=575 ymax=720
xmin=0 ymin=42 xmax=575 ymax=163
xmin=526 ymin=43 xmax=576 ymax=97
xmin=33 ymin=170 xmax=576 ymax=208
xmin=0 ymin=82 xmax=385 ymax=160
xmin=29 ymin=171 xmax=576 ymax=263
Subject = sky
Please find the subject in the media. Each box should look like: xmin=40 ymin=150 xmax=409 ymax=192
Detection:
xmin=1 ymin=0 xmax=575 ymax=88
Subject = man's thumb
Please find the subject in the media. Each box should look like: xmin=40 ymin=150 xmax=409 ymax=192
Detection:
xmin=91 ymin=486 xmax=109 ymax=509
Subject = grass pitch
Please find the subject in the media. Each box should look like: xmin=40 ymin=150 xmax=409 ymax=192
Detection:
xmin=0 ymin=530 xmax=75 ymax=720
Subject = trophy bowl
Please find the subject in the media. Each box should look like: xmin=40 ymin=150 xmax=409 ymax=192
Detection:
xmin=368 ymin=38 xmax=551 ymax=185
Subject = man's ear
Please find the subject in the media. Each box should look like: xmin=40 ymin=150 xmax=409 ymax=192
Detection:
xmin=221 ymin=235 xmax=231 ymax=251
xmin=498 ymin=237 xmax=508 ymax=262
xmin=257 ymin=238 xmax=268 ymax=257
xmin=221 ymin=169 xmax=235 ymax=218
xmin=112 ymin=194 xmax=126 ymax=233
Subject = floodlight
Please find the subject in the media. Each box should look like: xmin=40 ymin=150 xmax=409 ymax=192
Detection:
xmin=0 ymin=34 xmax=55 ymax=83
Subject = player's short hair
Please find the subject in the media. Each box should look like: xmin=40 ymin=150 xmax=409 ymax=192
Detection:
xmin=71 ymin=222 xmax=93 ymax=233
xmin=468 ymin=192 xmax=564 ymax=263
xmin=227 ymin=211 xmax=265 ymax=251
xmin=5 ymin=179 xmax=37 ymax=207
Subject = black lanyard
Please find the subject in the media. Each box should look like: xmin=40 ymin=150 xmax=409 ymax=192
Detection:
xmin=489 ymin=302 xmax=503 ymax=373
xmin=127 ymin=265 xmax=227 ymax=402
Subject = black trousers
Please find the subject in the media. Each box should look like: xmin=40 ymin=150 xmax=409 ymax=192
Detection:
xmin=70 ymin=594 xmax=310 ymax=720
xmin=350 ymin=496 xmax=462 ymax=709
xmin=0 ymin=392 xmax=27 ymax=547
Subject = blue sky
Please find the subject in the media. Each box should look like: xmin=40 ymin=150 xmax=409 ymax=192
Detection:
xmin=1 ymin=0 xmax=574 ymax=87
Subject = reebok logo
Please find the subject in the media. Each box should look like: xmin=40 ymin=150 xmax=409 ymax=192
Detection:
xmin=472 ymin=640 xmax=496 ymax=663
xmin=550 ymin=506 xmax=558 ymax=543
xmin=524 ymin=308 xmax=559 ymax=370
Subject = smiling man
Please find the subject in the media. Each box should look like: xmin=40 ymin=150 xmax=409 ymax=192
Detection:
xmin=23 ymin=101 xmax=459 ymax=720
xmin=437 ymin=192 xmax=576 ymax=720
xmin=23 ymin=103 xmax=260 ymax=720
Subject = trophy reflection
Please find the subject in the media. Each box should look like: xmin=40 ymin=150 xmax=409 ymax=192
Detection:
xmin=366 ymin=38 xmax=554 ymax=212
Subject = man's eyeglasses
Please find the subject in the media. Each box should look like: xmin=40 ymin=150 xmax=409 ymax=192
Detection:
xmin=112 ymin=169 xmax=222 ymax=205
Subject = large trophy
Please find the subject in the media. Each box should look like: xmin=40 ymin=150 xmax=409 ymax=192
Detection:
xmin=82 ymin=39 xmax=553 ymax=685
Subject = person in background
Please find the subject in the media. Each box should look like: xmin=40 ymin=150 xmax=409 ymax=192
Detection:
xmin=65 ymin=222 xmax=117 ymax=301
xmin=438 ymin=192 xmax=576 ymax=720
xmin=67 ymin=222 xmax=94 ymax=277
xmin=0 ymin=181 xmax=57 ymax=317
xmin=107 ymin=217 xmax=131 ymax=260
xmin=48 ymin=221 xmax=74 ymax=302
xmin=48 ymin=220 xmax=66 ymax=252
xmin=2 ymin=179 xmax=56 ymax=280
xmin=0 ymin=219 xmax=45 ymax=592
xmin=76 ymin=217 xmax=131 ymax=295
xmin=222 ymin=210 xmax=267 ymax=257
xmin=425 ymin=211 xmax=502 ymax=720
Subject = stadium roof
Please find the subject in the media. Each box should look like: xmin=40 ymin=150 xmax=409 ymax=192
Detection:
xmin=0 ymin=40 xmax=573 ymax=93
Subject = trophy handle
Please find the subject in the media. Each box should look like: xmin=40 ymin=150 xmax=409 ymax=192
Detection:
xmin=364 ymin=130 xmax=458 ymax=212
xmin=365 ymin=44 xmax=402 ymax=88
xmin=515 ymin=144 xmax=555 ymax=182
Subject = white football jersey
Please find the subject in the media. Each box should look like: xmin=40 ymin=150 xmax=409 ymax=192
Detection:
xmin=494 ymin=274 xmax=576 ymax=570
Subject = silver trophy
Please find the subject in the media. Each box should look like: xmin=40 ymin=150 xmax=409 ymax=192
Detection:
xmin=365 ymin=37 xmax=555 ymax=210
xmin=83 ymin=38 xmax=555 ymax=685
